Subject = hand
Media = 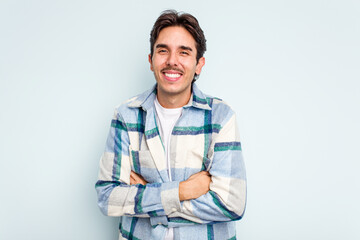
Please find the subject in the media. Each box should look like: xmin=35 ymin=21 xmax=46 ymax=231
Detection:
xmin=179 ymin=171 xmax=211 ymax=201
xmin=130 ymin=171 xmax=148 ymax=185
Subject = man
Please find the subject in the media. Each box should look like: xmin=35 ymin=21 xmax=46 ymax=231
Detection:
xmin=96 ymin=10 xmax=246 ymax=240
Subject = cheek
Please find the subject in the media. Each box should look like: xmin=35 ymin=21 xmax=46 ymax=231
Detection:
xmin=152 ymin=58 xmax=167 ymax=70
xmin=182 ymin=59 xmax=197 ymax=70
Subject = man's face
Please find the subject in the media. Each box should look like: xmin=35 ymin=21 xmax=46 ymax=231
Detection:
xmin=149 ymin=26 xmax=205 ymax=105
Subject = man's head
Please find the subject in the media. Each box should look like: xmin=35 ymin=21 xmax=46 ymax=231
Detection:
xmin=148 ymin=10 xmax=207 ymax=108
xmin=149 ymin=10 xmax=207 ymax=83
xmin=150 ymin=10 xmax=207 ymax=66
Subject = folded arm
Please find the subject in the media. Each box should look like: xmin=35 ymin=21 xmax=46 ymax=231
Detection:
xmin=130 ymin=170 xmax=211 ymax=201
xmin=95 ymin=109 xmax=246 ymax=226
xmin=124 ymin=113 xmax=247 ymax=227
xmin=159 ymin=112 xmax=247 ymax=227
xmin=95 ymin=111 xmax=181 ymax=218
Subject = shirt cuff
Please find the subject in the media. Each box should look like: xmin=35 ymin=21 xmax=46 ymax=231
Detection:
xmin=160 ymin=181 xmax=181 ymax=215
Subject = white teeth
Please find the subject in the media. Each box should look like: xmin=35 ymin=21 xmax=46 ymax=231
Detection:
xmin=164 ymin=73 xmax=181 ymax=78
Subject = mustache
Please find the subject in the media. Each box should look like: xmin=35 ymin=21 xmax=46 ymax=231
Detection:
xmin=161 ymin=67 xmax=184 ymax=74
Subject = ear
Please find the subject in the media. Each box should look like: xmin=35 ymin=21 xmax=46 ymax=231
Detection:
xmin=148 ymin=54 xmax=154 ymax=71
xmin=195 ymin=57 xmax=205 ymax=75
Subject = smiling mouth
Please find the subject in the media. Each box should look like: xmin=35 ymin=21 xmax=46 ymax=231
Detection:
xmin=162 ymin=71 xmax=183 ymax=81
xmin=165 ymin=72 xmax=181 ymax=78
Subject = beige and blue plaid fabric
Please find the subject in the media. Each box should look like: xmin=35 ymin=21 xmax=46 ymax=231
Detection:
xmin=96 ymin=84 xmax=246 ymax=240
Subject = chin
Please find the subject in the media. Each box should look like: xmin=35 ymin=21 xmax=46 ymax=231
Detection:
xmin=159 ymin=85 xmax=185 ymax=95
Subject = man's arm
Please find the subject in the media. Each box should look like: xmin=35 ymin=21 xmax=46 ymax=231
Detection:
xmin=159 ymin=111 xmax=246 ymax=226
xmin=129 ymin=111 xmax=246 ymax=227
xmin=96 ymin=108 xmax=246 ymax=225
xmin=95 ymin=109 xmax=182 ymax=218
xmin=179 ymin=171 xmax=211 ymax=201
xmin=130 ymin=170 xmax=212 ymax=201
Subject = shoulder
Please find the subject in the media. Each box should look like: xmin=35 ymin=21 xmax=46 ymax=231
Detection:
xmin=112 ymin=99 xmax=133 ymax=119
xmin=204 ymin=94 xmax=236 ymax=128
xmin=206 ymin=93 xmax=235 ymax=114
xmin=192 ymin=84 xmax=235 ymax=116
xmin=192 ymin=84 xmax=236 ymax=127
xmin=112 ymin=88 xmax=152 ymax=122
xmin=114 ymin=95 xmax=139 ymax=114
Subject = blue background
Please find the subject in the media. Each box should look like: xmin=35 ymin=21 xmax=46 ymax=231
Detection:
xmin=1 ymin=1 xmax=359 ymax=239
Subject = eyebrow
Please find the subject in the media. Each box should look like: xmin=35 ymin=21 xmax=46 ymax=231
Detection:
xmin=179 ymin=45 xmax=193 ymax=52
xmin=155 ymin=44 xmax=193 ymax=52
xmin=155 ymin=44 xmax=168 ymax=49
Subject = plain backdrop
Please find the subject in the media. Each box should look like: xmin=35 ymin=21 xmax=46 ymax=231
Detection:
xmin=1 ymin=1 xmax=359 ymax=239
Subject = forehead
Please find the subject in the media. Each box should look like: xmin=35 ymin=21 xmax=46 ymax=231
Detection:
xmin=156 ymin=26 xmax=197 ymax=49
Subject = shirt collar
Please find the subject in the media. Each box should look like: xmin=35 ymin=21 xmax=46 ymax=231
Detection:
xmin=127 ymin=83 xmax=212 ymax=111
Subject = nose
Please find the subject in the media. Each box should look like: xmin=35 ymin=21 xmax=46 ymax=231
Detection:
xmin=166 ymin=52 xmax=178 ymax=66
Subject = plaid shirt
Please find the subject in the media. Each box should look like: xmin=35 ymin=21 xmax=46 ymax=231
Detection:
xmin=95 ymin=84 xmax=246 ymax=240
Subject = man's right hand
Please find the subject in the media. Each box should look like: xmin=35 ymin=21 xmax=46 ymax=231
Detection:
xmin=130 ymin=171 xmax=148 ymax=185
xmin=179 ymin=171 xmax=211 ymax=201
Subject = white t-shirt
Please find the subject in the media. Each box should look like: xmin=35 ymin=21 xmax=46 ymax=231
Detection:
xmin=154 ymin=97 xmax=183 ymax=240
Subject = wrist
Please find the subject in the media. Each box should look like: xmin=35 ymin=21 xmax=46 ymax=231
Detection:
xmin=179 ymin=181 xmax=189 ymax=201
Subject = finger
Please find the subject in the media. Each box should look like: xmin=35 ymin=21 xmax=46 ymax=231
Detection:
xmin=132 ymin=175 xmax=140 ymax=182
xmin=130 ymin=171 xmax=139 ymax=180
xmin=130 ymin=175 xmax=136 ymax=184
xmin=130 ymin=172 xmax=140 ymax=183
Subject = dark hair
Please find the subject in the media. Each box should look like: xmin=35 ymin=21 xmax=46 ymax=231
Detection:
xmin=150 ymin=10 xmax=207 ymax=82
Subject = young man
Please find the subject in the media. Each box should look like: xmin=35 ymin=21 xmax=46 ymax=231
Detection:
xmin=96 ymin=10 xmax=246 ymax=240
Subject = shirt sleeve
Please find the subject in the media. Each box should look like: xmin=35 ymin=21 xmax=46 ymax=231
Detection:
xmin=95 ymin=108 xmax=246 ymax=227
xmin=95 ymin=109 xmax=182 ymax=218
xmin=163 ymin=112 xmax=247 ymax=227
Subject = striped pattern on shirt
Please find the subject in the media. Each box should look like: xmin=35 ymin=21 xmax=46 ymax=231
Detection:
xmin=95 ymin=83 xmax=246 ymax=240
